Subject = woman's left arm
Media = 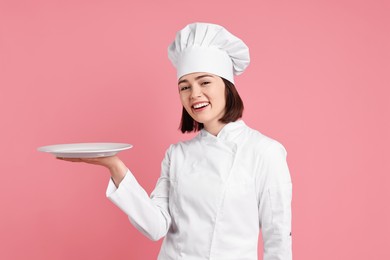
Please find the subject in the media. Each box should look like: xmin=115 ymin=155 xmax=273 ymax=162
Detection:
xmin=257 ymin=141 xmax=293 ymax=260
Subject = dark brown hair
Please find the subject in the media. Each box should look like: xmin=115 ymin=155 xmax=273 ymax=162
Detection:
xmin=179 ymin=78 xmax=244 ymax=133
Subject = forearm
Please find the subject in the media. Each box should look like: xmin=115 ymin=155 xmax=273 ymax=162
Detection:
xmin=106 ymin=147 xmax=172 ymax=241
xmin=107 ymin=157 xmax=128 ymax=187
xmin=106 ymin=171 xmax=171 ymax=241
xmin=263 ymin=230 xmax=292 ymax=260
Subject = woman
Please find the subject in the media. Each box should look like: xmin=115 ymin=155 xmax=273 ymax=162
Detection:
xmin=58 ymin=22 xmax=293 ymax=260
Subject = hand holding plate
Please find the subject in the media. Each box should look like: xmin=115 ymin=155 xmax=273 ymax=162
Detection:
xmin=57 ymin=155 xmax=128 ymax=187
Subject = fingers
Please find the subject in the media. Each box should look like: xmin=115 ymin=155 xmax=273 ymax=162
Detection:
xmin=56 ymin=156 xmax=119 ymax=169
xmin=56 ymin=156 xmax=108 ymax=164
xmin=56 ymin=157 xmax=83 ymax=162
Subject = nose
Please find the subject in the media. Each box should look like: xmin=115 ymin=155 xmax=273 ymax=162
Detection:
xmin=190 ymin=85 xmax=202 ymax=99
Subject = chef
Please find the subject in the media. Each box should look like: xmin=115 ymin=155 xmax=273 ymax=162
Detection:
xmin=59 ymin=22 xmax=293 ymax=260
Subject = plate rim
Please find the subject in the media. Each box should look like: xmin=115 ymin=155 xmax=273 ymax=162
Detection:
xmin=37 ymin=142 xmax=133 ymax=154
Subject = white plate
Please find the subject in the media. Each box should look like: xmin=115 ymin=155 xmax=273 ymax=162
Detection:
xmin=37 ymin=142 xmax=133 ymax=158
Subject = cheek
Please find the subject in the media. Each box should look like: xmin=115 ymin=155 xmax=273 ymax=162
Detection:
xmin=179 ymin=94 xmax=189 ymax=107
xmin=213 ymin=90 xmax=226 ymax=107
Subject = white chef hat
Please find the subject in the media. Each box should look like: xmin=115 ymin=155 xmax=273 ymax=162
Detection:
xmin=168 ymin=22 xmax=250 ymax=84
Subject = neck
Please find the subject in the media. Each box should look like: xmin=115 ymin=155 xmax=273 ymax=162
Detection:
xmin=203 ymin=121 xmax=227 ymax=136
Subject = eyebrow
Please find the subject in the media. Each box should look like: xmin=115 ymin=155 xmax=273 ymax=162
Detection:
xmin=178 ymin=74 xmax=215 ymax=85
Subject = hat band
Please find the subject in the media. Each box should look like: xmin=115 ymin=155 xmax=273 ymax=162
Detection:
xmin=176 ymin=46 xmax=234 ymax=84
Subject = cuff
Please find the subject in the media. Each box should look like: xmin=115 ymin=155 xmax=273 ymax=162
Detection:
xmin=106 ymin=169 xmax=132 ymax=198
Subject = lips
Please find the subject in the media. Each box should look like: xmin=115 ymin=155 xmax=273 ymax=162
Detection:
xmin=192 ymin=102 xmax=210 ymax=110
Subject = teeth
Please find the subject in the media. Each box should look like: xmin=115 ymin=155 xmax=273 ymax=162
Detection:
xmin=193 ymin=102 xmax=209 ymax=109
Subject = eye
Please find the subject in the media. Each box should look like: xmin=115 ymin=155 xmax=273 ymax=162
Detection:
xmin=179 ymin=86 xmax=190 ymax=91
xmin=201 ymin=81 xmax=210 ymax=86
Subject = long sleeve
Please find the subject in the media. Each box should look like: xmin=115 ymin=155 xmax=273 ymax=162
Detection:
xmin=258 ymin=141 xmax=293 ymax=260
xmin=106 ymin=147 xmax=172 ymax=241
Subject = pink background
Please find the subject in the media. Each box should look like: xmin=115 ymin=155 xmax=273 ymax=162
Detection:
xmin=1 ymin=0 xmax=389 ymax=259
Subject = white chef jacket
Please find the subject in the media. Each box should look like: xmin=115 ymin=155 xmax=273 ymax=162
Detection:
xmin=106 ymin=120 xmax=292 ymax=260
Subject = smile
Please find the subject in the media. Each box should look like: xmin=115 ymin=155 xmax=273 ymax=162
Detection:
xmin=192 ymin=102 xmax=210 ymax=110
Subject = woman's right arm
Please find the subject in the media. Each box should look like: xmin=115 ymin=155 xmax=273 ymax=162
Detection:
xmin=105 ymin=148 xmax=172 ymax=241
xmin=57 ymin=150 xmax=172 ymax=241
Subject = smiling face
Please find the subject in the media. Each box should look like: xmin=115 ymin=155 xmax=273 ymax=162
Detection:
xmin=178 ymin=72 xmax=227 ymax=134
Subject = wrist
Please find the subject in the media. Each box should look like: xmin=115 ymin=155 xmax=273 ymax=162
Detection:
xmin=106 ymin=156 xmax=123 ymax=170
xmin=107 ymin=158 xmax=127 ymax=186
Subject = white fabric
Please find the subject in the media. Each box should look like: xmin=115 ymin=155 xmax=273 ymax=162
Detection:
xmin=168 ymin=23 xmax=250 ymax=84
xmin=106 ymin=120 xmax=292 ymax=260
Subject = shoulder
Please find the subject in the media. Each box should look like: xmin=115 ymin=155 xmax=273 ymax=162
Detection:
xmin=240 ymin=123 xmax=287 ymax=157
xmin=164 ymin=133 xmax=201 ymax=156
xmin=241 ymin=124 xmax=291 ymax=184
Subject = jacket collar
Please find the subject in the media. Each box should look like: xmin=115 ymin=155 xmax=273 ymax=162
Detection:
xmin=199 ymin=120 xmax=246 ymax=143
